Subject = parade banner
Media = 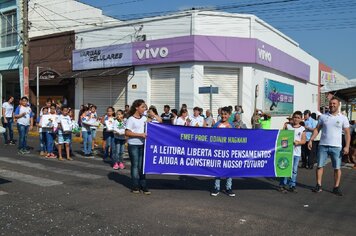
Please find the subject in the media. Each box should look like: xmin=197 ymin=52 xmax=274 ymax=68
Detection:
xmin=144 ymin=123 xmax=294 ymax=177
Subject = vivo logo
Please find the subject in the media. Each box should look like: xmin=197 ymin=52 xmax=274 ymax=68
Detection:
xmin=257 ymin=45 xmax=272 ymax=62
xmin=136 ymin=44 xmax=169 ymax=60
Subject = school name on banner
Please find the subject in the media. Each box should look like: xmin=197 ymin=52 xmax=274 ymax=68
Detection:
xmin=144 ymin=123 xmax=294 ymax=178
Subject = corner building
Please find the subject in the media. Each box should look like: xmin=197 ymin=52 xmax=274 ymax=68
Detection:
xmin=73 ymin=11 xmax=319 ymax=128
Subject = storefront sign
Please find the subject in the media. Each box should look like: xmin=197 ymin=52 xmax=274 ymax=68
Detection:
xmin=264 ymin=79 xmax=294 ymax=116
xmin=320 ymin=71 xmax=336 ymax=85
xmin=73 ymin=43 xmax=132 ymax=70
xmin=39 ymin=70 xmax=59 ymax=80
xmin=257 ymin=45 xmax=272 ymax=63
xmin=73 ymin=36 xmax=310 ymax=81
xmin=136 ymin=44 xmax=169 ymax=60
xmin=144 ymin=123 xmax=294 ymax=177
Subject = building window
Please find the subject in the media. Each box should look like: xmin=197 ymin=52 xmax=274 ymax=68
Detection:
xmin=0 ymin=10 xmax=17 ymax=48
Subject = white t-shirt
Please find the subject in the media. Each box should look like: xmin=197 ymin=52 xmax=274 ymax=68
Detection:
xmin=14 ymin=106 xmax=33 ymax=126
xmin=189 ymin=115 xmax=204 ymax=127
xmin=41 ymin=113 xmax=58 ymax=133
xmin=287 ymin=124 xmax=305 ymax=156
xmin=175 ymin=117 xmax=187 ymax=126
xmin=126 ymin=115 xmax=147 ymax=145
xmin=57 ymin=114 xmax=72 ymax=134
xmin=2 ymin=102 xmax=14 ymax=118
xmin=318 ymin=113 xmax=349 ymax=147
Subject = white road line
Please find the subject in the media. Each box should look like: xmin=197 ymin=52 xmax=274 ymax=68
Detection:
xmin=0 ymin=169 xmax=63 ymax=187
xmin=0 ymin=156 xmax=102 ymax=180
xmin=0 ymin=190 xmax=8 ymax=195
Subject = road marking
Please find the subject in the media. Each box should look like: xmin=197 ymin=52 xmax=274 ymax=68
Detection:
xmin=0 ymin=190 xmax=8 ymax=195
xmin=0 ymin=169 xmax=63 ymax=187
xmin=0 ymin=156 xmax=102 ymax=180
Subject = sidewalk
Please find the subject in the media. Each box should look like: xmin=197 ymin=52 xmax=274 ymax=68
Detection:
xmin=12 ymin=128 xmax=105 ymax=145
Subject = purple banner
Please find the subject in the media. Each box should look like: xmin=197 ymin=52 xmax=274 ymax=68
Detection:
xmin=144 ymin=123 xmax=294 ymax=177
xmin=73 ymin=35 xmax=310 ymax=81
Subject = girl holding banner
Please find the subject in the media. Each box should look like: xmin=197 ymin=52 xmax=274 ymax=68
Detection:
xmin=125 ymin=99 xmax=150 ymax=195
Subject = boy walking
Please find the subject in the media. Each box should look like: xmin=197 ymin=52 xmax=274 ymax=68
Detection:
xmin=279 ymin=111 xmax=306 ymax=193
xmin=210 ymin=106 xmax=236 ymax=197
xmin=14 ymin=97 xmax=33 ymax=155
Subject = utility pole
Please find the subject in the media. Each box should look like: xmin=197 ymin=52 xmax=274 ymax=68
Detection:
xmin=22 ymin=0 xmax=29 ymax=98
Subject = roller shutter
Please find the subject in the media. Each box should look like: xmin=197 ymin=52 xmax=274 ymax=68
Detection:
xmin=203 ymin=67 xmax=239 ymax=117
xmin=83 ymin=74 xmax=127 ymax=116
xmin=150 ymin=67 xmax=180 ymax=114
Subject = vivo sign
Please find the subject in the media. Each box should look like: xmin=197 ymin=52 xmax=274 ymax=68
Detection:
xmin=257 ymin=45 xmax=272 ymax=63
xmin=136 ymin=44 xmax=169 ymax=60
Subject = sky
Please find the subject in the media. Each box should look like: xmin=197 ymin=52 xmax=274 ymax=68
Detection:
xmin=79 ymin=0 xmax=356 ymax=79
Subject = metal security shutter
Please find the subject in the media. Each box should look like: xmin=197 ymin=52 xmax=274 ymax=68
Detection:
xmin=203 ymin=67 xmax=239 ymax=117
xmin=83 ymin=74 xmax=127 ymax=116
xmin=151 ymin=67 xmax=180 ymax=114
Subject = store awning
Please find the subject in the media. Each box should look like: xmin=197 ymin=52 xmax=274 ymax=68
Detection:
xmin=58 ymin=67 xmax=134 ymax=79
xmin=328 ymin=86 xmax=356 ymax=102
xmin=322 ymin=80 xmax=356 ymax=101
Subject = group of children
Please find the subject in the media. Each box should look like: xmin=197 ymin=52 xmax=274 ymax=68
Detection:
xmin=4 ymin=96 xmax=308 ymax=197
xmin=79 ymin=104 xmax=127 ymax=170
xmin=37 ymin=103 xmax=76 ymax=160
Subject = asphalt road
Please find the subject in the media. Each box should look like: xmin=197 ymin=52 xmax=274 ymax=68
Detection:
xmin=0 ymin=137 xmax=355 ymax=236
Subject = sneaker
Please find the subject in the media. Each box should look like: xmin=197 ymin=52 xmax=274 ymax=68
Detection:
xmin=288 ymin=186 xmax=298 ymax=193
xmin=332 ymin=187 xmax=343 ymax=196
xmin=9 ymin=140 xmax=15 ymax=145
xmin=131 ymin=187 xmax=140 ymax=194
xmin=113 ymin=162 xmax=119 ymax=170
xmin=23 ymin=149 xmax=30 ymax=154
xmin=141 ymin=187 xmax=151 ymax=195
xmin=18 ymin=149 xmax=25 ymax=155
xmin=119 ymin=162 xmax=125 ymax=169
xmin=312 ymin=184 xmax=322 ymax=193
xmin=278 ymin=186 xmax=288 ymax=193
xmin=226 ymin=189 xmax=236 ymax=197
xmin=210 ymin=189 xmax=220 ymax=196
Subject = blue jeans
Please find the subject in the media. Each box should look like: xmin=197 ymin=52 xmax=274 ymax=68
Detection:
xmin=17 ymin=124 xmax=29 ymax=150
xmin=128 ymin=144 xmax=146 ymax=188
xmin=214 ymin=177 xmax=233 ymax=190
xmin=82 ymin=130 xmax=92 ymax=155
xmin=113 ymin=138 xmax=125 ymax=163
xmin=280 ymin=155 xmax=300 ymax=187
xmin=2 ymin=117 xmax=14 ymax=143
xmin=317 ymin=145 xmax=342 ymax=169
xmin=46 ymin=132 xmax=56 ymax=153
xmin=105 ymin=132 xmax=115 ymax=159
xmin=40 ymin=132 xmax=47 ymax=152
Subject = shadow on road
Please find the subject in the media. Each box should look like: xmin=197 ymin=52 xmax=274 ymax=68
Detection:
xmin=0 ymin=178 xmax=11 ymax=185
xmin=107 ymin=172 xmax=296 ymax=192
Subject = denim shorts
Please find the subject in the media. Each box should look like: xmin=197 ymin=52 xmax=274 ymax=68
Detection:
xmin=317 ymin=145 xmax=342 ymax=169
xmin=58 ymin=133 xmax=71 ymax=144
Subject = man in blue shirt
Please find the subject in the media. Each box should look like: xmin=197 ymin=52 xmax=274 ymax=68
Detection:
xmin=302 ymin=110 xmax=317 ymax=169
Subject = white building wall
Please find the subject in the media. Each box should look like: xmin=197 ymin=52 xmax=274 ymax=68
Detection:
xmin=194 ymin=13 xmax=251 ymax=38
xmin=29 ymin=0 xmax=119 ymax=38
xmin=239 ymin=66 xmax=255 ymax=128
xmin=251 ymin=19 xmax=319 ymax=86
xmin=252 ymin=66 xmax=318 ymax=129
xmin=76 ymin=15 xmax=192 ymax=49
xmin=74 ymin=77 xmax=83 ymax=120
xmin=127 ymin=66 xmax=149 ymax=106
xmin=179 ymin=63 xmax=196 ymax=112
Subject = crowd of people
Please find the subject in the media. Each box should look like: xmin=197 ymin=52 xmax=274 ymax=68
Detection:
xmin=1 ymin=95 xmax=356 ymax=197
